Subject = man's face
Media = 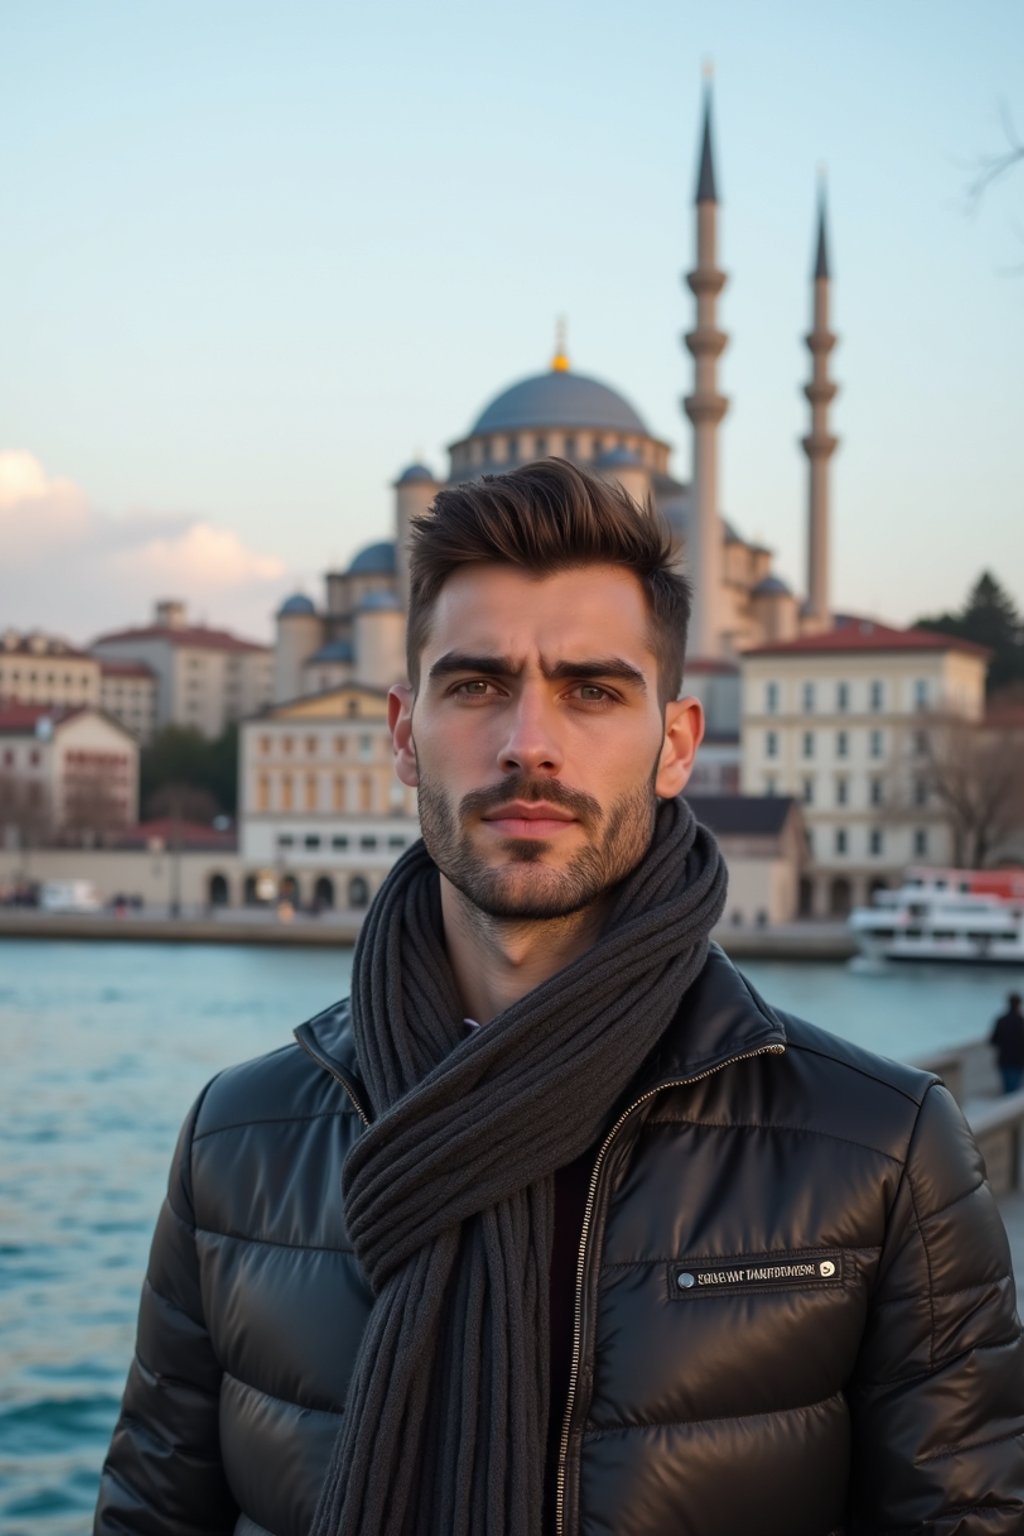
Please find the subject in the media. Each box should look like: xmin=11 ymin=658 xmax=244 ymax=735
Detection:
xmin=389 ymin=564 xmax=702 ymax=921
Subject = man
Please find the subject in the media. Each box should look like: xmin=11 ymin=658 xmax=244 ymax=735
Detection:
xmin=96 ymin=460 xmax=1024 ymax=1536
xmin=991 ymin=991 xmax=1024 ymax=1095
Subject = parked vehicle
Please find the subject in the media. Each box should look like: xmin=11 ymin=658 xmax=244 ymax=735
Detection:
xmin=39 ymin=879 xmax=104 ymax=914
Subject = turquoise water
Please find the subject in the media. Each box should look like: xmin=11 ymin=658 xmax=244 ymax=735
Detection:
xmin=1 ymin=938 xmax=1019 ymax=1534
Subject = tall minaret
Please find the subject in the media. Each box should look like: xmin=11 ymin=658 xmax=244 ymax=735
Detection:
xmin=802 ymin=179 xmax=839 ymax=630
xmin=683 ymin=77 xmax=729 ymax=659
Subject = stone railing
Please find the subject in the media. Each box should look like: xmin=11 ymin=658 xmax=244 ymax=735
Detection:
xmin=914 ymin=1039 xmax=1024 ymax=1197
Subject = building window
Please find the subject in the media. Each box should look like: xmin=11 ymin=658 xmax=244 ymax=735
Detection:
xmin=802 ymin=682 xmax=815 ymax=714
xmin=304 ymin=833 xmax=321 ymax=849
xmin=913 ymin=828 xmax=928 ymax=857
xmin=913 ymin=679 xmax=929 ymax=710
xmin=278 ymin=834 xmax=294 ymax=848
xmin=765 ymin=730 xmax=778 ymax=758
xmin=764 ymin=775 xmax=777 ymax=796
xmin=334 ymin=736 xmax=346 ymax=754
xmin=360 ymin=834 xmax=377 ymax=850
xmin=870 ymin=777 xmax=883 ymax=807
xmin=332 ymin=834 xmax=349 ymax=850
xmin=869 ymin=680 xmax=884 ymax=711
xmin=801 ymin=777 xmax=814 ymax=804
xmin=534 ymin=435 xmax=547 ymax=457
xmin=802 ymin=730 xmax=815 ymax=759
xmin=835 ymin=828 xmax=847 ymax=855
xmin=507 ymin=435 xmax=518 ymax=460
xmin=282 ymin=735 xmax=293 ymax=754
xmin=869 ymin=828 xmax=883 ymax=856
xmin=281 ymin=773 xmax=293 ymax=811
xmin=305 ymin=773 xmax=318 ymax=811
xmin=257 ymin=773 xmax=270 ymax=811
xmin=333 ymin=775 xmax=346 ymax=812
xmin=564 ymin=435 xmax=576 ymax=457
xmin=387 ymin=835 xmax=406 ymax=849
xmin=259 ymin=734 xmax=271 ymax=755
xmin=306 ymin=735 xmax=318 ymax=755
xmin=913 ymin=777 xmax=928 ymax=806
xmin=913 ymin=729 xmax=928 ymax=757
xmin=836 ymin=730 xmax=848 ymax=758
xmin=765 ymin=682 xmax=779 ymax=714
xmin=870 ymin=729 xmax=884 ymax=759
xmin=359 ymin=775 xmax=373 ymax=813
xmin=836 ymin=777 xmax=848 ymax=806
xmin=836 ymin=682 xmax=849 ymax=712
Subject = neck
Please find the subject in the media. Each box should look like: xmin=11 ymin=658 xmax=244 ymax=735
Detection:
xmin=440 ymin=877 xmax=608 ymax=1025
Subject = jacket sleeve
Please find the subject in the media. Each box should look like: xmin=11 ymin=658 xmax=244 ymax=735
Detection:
xmin=94 ymin=1082 xmax=238 ymax=1535
xmin=849 ymin=1081 xmax=1024 ymax=1534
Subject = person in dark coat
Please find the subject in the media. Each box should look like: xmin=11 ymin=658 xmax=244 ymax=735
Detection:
xmin=991 ymin=991 xmax=1024 ymax=1094
xmin=96 ymin=461 xmax=1024 ymax=1536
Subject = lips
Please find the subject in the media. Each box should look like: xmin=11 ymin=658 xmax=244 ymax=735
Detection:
xmin=481 ymin=802 xmax=578 ymax=836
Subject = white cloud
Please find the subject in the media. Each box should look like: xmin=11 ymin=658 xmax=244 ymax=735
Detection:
xmin=0 ymin=451 xmax=289 ymax=643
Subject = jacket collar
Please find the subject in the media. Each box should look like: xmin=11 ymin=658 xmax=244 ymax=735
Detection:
xmin=294 ymin=943 xmax=786 ymax=1113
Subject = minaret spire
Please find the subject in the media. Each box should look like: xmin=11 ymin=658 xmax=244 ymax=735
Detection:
xmin=551 ymin=315 xmax=570 ymax=372
xmin=802 ymin=174 xmax=839 ymax=630
xmin=683 ymin=71 xmax=729 ymax=659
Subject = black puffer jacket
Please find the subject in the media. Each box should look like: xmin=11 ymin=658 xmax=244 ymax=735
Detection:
xmin=96 ymin=947 xmax=1024 ymax=1535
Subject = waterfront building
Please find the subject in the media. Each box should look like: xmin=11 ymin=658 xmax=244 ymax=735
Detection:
xmin=740 ymin=621 xmax=989 ymax=917
xmin=92 ymin=600 xmax=272 ymax=740
xmin=0 ymin=631 xmax=159 ymax=742
xmin=0 ymin=702 xmax=139 ymax=846
xmin=238 ymin=684 xmax=418 ymax=910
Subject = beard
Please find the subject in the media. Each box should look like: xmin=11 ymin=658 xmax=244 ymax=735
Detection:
xmin=416 ymin=765 xmax=660 ymax=921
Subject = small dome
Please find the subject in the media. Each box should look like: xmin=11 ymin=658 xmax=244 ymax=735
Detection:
xmin=278 ymin=592 xmax=316 ymax=617
xmin=470 ymin=369 xmax=648 ymax=436
xmin=348 ymin=541 xmax=397 ymax=576
xmin=754 ymin=575 xmax=793 ymax=598
xmin=395 ymin=463 xmax=437 ymax=486
xmin=357 ymin=590 xmax=403 ymax=614
xmin=594 ymin=446 xmax=645 ymax=470
xmin=306 ymin=639 xmax=354 ymax=665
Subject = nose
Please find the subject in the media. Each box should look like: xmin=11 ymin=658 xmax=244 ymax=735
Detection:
xmin=497 ymin=688 xmax=563 ymax=778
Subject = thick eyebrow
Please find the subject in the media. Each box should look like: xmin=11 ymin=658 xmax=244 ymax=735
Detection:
xmin=428 ymin=651 xmax=647 ymax=693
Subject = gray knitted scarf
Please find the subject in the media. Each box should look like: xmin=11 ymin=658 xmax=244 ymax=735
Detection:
xmin=310 ymin=794 xmax=727 ymax=1536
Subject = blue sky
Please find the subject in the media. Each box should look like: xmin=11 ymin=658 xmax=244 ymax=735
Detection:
xmin=1 ymin=0 xmax=1021 ymax=642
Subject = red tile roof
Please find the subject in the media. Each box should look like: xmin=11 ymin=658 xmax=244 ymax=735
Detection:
xmin=92 ymin=625 xmax=269 ymax=654
xmin=0 ymin=636 xmax=93 ymax=660
xmin=742 ymin=621 xmax=991 ymax=660
xmin=0 ymin=701 xmax=82 ymax=733
xmin=112 ymin=818 xmax=237 ymax=851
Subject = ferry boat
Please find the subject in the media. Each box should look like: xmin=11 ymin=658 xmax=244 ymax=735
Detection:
xmin=849 ymin=867 xmax=1024 ymax=966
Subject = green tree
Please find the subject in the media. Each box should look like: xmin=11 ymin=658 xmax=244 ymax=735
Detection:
xmin=140 ymin=724 xmax=239 ymax=819
xmin=914 ymin=571 xmax=1024 ymax=695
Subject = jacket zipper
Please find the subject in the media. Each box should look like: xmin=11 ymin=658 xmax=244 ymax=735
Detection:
xmin=295 ymin=1032 xmax=371 ymax=1127
xmin=553 ymin=1041 xmax=786 ymax=1536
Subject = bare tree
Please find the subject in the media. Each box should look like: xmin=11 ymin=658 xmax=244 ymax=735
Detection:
xmin=0 ymin=772 xmax=54 ymax=864
xmin=60 ymin=769 xmax=128 ymax=846
xmin=913 ymin=712 xmax=1024 ymax=867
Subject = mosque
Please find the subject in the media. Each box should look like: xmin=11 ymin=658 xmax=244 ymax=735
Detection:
xmin=270 ymin=85 xmax=839 ymax=738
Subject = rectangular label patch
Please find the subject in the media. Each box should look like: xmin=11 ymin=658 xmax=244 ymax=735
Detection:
xmin=669 ymin=1249 xmax=844 ymax=1299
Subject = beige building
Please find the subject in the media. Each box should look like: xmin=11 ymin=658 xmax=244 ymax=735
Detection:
xmin=0 ymin=630 xmax=158 ymax=743
xmin=689 ymin=794 xmax=808 ymax=926
xmin=0 ymin=702 xmax=139 ymax=845
xmin=740 ymin=622 xmax=989 ymax=916
xmin=92 ymin=600 xmax=272 ymax=740
xmin=239 ymin=684 xmax=418 ymax=910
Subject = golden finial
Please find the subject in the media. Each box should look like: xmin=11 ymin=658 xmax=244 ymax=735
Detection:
xmin=551 ymin=315 xmax=570 ymax=372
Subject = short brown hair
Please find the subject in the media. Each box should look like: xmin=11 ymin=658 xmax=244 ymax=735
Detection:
xmin=406 ymin=458 xmax=690 ymax=701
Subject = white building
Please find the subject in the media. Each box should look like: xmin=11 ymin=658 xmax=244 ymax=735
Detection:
xmin=740 ymin=621 xmax=989 ymax=916
xmin=92 ymin=600 xmax=272 ymax=740
xmin=238 ymin=683 xmax=418 ymax=910
xmin=0 ymin=702 xmax=139 ymax=845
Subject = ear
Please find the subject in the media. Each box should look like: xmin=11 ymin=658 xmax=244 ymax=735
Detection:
xmin=655 ymin=695 xmax=704 ymax=799
xmin=388 ymin=684 xmax=419 ymax=788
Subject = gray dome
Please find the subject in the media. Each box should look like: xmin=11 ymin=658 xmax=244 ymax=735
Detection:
xmin=278 ymin=592 xmax=316 ymax=617
xmin=395 ymin=463 xmax=436 ymax=485
xmin=754 ymin=575 xmax=793 ymax=598
xmin=348 ymin=540 xmax=397 ymax=576
xmin=357 ymin=590 xmax=403 ymax=613
xmin=306 ymin=639 xmax=354 ymax=665
xmin=594 ymin=446 xmax=644 ymax=469
xmin=470 ymin=369 xmax=648 ymax=436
